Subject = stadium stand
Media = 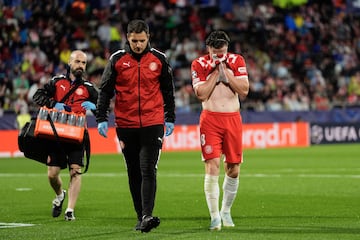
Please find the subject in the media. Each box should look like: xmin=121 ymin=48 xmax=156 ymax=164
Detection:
xmin=1 ymin=0 xmax=360 ymax=119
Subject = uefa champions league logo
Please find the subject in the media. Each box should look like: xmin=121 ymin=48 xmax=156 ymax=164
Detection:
xmin=311 ymin=125 xmax=323 ymax=144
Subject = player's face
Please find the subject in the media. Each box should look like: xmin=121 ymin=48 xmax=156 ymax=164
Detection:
xmin=127 ymin=31 xmax=149 ymax=54
xmin=208 ymin=45 xmax=228 ymax=60
xmin=69 ymin=52 xmax=87 ymax=78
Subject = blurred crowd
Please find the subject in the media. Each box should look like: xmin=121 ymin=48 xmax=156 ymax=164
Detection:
xmin=1 ymin=0 xmax=360 ymax=121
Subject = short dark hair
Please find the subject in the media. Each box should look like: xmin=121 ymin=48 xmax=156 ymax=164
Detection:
xmin=127 ymin=19 xmax=150 ymax=34
xmin=205 ymin=30 xmax=230 ymax=49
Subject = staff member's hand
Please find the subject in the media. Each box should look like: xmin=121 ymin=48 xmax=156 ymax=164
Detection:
xmin=98 ymin=121 xmax=108 ymax=138
xmin=81 ymin=101 xmax=96 ymax=110
xmin=54 ymin=102 xmax=66 ymax=111
xmin=165 ymin=122 xmax=174 ymax=136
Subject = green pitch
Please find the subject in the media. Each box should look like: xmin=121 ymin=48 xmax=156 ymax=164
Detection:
xmin=0 ymin=144 xmax=359 ymax=240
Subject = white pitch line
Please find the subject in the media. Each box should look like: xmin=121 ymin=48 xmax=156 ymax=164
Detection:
xmin=262 ymin=168 xmax=360 ymax=173
xmin=15 ymin=188 xmax=32 ymax=191
xmin=297 ymin=174 xmax=360 ymax=178
xmin=0 ymin=222 xmax=35 ymax=229
xmin=0 ymin=173 xmax=360 ymax=178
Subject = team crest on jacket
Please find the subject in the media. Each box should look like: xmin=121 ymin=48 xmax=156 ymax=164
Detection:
xmin=149 ymin=62 xmax=158 ymax=71
xmin=76 ymin=88 xmax=84 ymax=95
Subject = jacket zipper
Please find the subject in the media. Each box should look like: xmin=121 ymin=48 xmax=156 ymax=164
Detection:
xmin=137 ymin=61 xmax=142 ymax=127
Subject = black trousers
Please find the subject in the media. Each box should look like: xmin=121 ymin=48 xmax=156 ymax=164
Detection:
xmin=116 ymin=125 xmax=164 ymax=220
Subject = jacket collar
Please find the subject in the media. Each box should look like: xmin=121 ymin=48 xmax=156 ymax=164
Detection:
xmin=125 ymin=42 xmax=151 ymax=61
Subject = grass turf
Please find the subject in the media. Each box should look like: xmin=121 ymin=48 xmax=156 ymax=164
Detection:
xmin=0 ymin=144 xmax=359 ymax=239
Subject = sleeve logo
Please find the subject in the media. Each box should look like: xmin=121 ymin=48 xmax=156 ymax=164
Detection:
xmin=238 ymin=67 xmax=247 ymax=74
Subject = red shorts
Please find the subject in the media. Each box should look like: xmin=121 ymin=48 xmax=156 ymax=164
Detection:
xmin=199 ymin=110 xmax=243 ymax=163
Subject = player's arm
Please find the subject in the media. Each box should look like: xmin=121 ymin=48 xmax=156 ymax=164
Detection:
xmin=191 ymin=61 xmax=219 ymax=102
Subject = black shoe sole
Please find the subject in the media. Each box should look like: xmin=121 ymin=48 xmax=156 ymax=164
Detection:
xmin=52 ymin=191 xmax=66 ymax=217
xmin=134 ymin=221 xmax=141 ymax=231
xmin=64 ymin=212 xmax=75 ymax=221
xmin=52 ymin=208 xmax=62 ymax=218
xmin=140 ymin=217 xmax=160 ymax=233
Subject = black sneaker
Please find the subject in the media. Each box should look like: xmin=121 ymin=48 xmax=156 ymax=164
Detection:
xmin=64 ymin=211 xmax=75 ymax=221
xmin=134 ymin=220 xmax=142 ymax=231
xmin=52 ymin=190 xmax=66 ymax=217
xmin=140 ymin=216 xmax=160 ymax=233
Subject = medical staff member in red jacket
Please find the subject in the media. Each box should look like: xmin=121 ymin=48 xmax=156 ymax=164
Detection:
xmin=96 ymin=19 xmax=176 ymax=233
xmin=33 ymin=50 xmax=98 ymax=221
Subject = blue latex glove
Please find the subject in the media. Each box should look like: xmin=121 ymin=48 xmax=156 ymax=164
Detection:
xmin=165 ymin=122 xmax=174 ymax=136
xmin=97 ymin=121 xmax=108 ymax=138
xmin=54 ymin=102 xmax=66 ymax=111
xmin=81 ymin=101 xmax=96 ymax=110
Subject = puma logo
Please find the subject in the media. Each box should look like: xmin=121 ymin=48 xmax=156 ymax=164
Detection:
xmin=123 ymin=62 xmax=130 ymax=67
xmin=60 ymin=85 xmax=66 ymax=91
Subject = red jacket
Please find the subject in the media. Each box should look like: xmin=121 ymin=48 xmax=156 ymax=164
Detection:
xmin=33 ymin=75 xmax=98 ymax=115
xmin=96 ymin=43 xmax=175 ymax=128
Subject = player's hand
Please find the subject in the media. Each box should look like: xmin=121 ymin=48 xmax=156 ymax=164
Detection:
xmin=165 ymin=122 xmax=174 ymax=136
xmin=210 ymin=53 xmax=228 ymax=68
xmin=54 ymin=102 xmax=66 ymax=111
xmin=217 ymin=63 xmax=229 ymax=84
xmin=97 ymin=121 xmax=108 ymax=138
xmin=81 ymin=101 xmax=96 ymax=110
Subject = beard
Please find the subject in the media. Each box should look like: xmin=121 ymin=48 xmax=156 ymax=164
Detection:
xmin=72 ymin=68 xmax=84 ymax=79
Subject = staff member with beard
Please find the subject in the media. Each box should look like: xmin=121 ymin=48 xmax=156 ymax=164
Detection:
xmin=33 ymin=50 xmax=98 ymax=221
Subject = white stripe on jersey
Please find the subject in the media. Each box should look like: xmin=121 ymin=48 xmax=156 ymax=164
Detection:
xmin=109 ymin=49 xmax=125 ymax=60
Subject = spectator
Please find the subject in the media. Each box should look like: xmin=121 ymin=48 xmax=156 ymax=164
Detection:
xmin=0 ymin=73 xmax=13 ymax=115
xmin=1 ymin=0 xmax=360 ymax=117
xmin=175 ymin=83 xmax=191 ymax=113
xmin=13 ymin=72 xmax=30 ymax=96
xmin=14 ymin=92 xmax=31 ymax=129
xmin=347 ymin=71 xmax=360 ymax=106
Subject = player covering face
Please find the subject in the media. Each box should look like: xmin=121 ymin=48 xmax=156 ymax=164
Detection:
xmin=191 ymin=30 xmax=249 ymax=231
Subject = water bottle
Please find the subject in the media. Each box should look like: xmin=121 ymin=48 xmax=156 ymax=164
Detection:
xmin=76 ymin=116 xmax=85 ymax=127
xmin=49 ymin=111 xmax=58 ymax=122
xmin=38 ymin=108 xmax=48 ymax=120
xmin=67 ymin=114 xmax=77 ymax=126
xmin=58 ymin=112 xmax=67 ymax=124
